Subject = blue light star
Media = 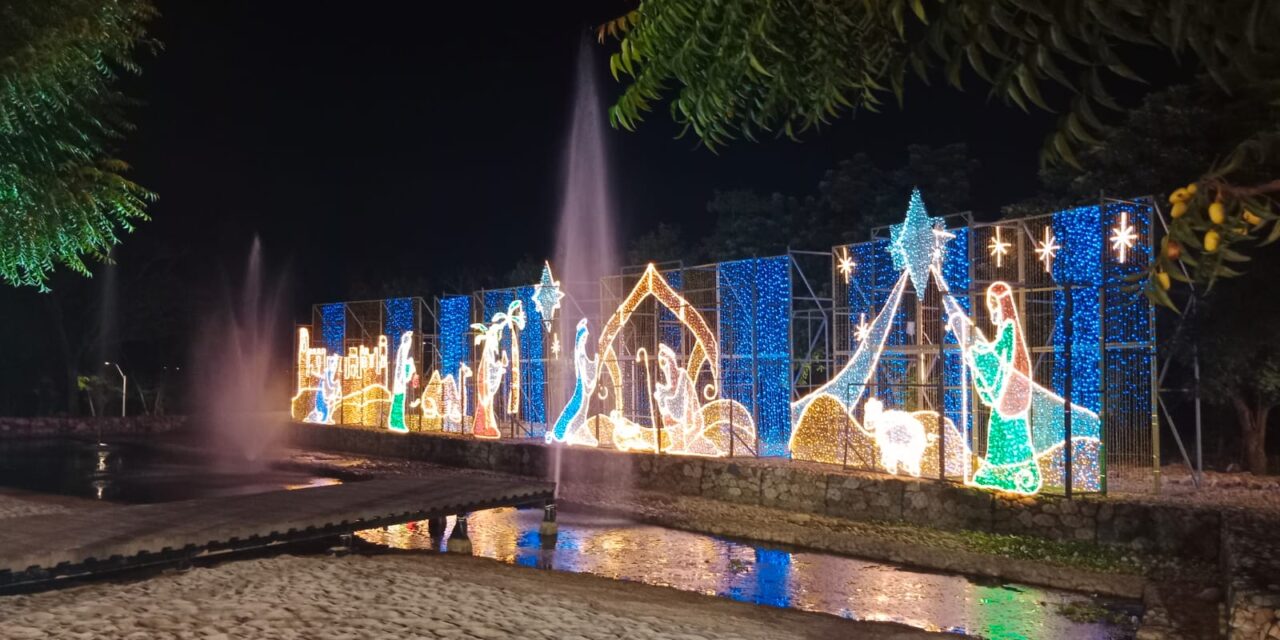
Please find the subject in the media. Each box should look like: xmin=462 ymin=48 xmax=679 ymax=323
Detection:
xmin=888 ymin=188 xmax=954 ymax=297
xmin=531 ymin=261 xmax=564 ymax=331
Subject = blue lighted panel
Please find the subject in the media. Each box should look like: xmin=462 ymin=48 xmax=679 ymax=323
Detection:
xmin=940 ymin=228 xmax=972 ymax=436
xmin=516 ymin=285 xmax=547 ymax=427
xmin=439 ymin=296 xmax=471 ymax=380
xmin=718 ymin=256 xmax=791 ymax=457
xmin=384 ymin=297 xmax=414 ymax=346
xmin=321 ymin=303 xmax=345 ymax=354
xmin=1050 ymin=205 xmax=1103 ymax=413
xmin=660 ymin=269 xmax=684 ymax=352
xmin=1102 ymin=201 xmax=1153 ymax=344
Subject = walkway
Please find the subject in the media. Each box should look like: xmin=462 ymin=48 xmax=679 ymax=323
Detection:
xmin=0 ymin=470 xmax=554 ymax=589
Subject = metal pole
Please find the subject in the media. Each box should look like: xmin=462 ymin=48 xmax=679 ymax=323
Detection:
xmin=1192 ymin=344 xmax=1203 ymax=487
xmin=1064 ymin=287 xmax=1074 ymax=499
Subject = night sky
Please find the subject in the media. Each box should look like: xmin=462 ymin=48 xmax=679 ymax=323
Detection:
xmin=115 ymin=0 xmax=1062 ymax=315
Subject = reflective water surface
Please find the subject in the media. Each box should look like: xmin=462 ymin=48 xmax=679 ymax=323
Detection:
xmin=357 ymin=507 xmax=1138 ymax=640
xmin=0 ymin=439 xmax=342 ymax=503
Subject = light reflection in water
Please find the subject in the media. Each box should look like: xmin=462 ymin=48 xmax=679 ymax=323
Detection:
xmin=356 ymin=508 xmax=1136 ymax=640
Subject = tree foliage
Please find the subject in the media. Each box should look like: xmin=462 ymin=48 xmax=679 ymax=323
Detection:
xmin=1193 ymin=252 xmax=1280 ymax=475
xmin=0 ymin=0 xmax=158 ymax=289
xmin=600 ymin=0 xmax=1280 ymax=302
xmin=694 ymin=143 xmax=977 ymax=263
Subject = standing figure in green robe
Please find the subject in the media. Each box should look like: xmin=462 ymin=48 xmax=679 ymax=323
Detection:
xmin=388 ymin=331 xmax=415 ymax=433
xmin=952 ymin=282 xmax=1041 ymax=494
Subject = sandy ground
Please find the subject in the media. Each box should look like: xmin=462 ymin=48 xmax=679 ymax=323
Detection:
xmin=0 ymin=553 xmax=936 ymax=640
xmin=0 ymin=488 xmax=105 ymax=520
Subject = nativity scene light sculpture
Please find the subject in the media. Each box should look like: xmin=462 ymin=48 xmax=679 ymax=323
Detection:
xmin=546 ymin=264 xmax=757 ymax=457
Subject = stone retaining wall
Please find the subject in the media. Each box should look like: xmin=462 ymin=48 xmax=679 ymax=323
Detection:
xmin=1223 ymin=514 xmax=1280 ymax=639
xmin=0 ymin=416 xmax=187 ymax=438
xmin=288 ymin=422 xmax=1222 ymax=561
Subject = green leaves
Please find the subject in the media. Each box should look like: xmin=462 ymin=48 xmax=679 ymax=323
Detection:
xmin=0 ymin=0 xmax=157 ymax=289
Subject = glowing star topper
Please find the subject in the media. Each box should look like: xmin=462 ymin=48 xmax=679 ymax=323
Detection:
xmin=531 ymin=261 xmax=564 ymax=332
xmin=1035 ymin=226 xmax=1060 ymax=273
xmin=836 ymin=247 xmax=856 ymax=284
xmin=1110 ymin=211 xmax=1137 ymax=263
xmin=888 ymin=188 xmax=954 ymax=297
xmin=988 ymin=226 xmax=1011 ymax=268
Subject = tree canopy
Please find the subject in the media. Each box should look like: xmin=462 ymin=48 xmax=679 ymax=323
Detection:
xmin=0 ymin=0 xmax=158 ymax=289
xmin=599 ymin=0 xmax=1280 ymax=302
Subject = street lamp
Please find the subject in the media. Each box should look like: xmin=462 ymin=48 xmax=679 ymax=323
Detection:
xmin=105 ymin=362 xmax=126 ymax=417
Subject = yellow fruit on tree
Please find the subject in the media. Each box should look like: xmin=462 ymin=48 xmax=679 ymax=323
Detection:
xmin=1171 ymin=202 xmax=1188 ymax=219
xmin=1209 ymin=201 xmax=1226 ymax=224
xmin=1186 ymin=183 xmax=1198 ymax=196
xmin=1156 ymin=271 xmax=1171 ymax=291
xmin=1169 ymin=188 xmax=1189 ymax=204
xmin=1204 ymin=229 xmax=1221 ymax=253
xmin=1243 ymin=210 xmax=1263 ymax=226
xmin=1166 ymin=239 xmax=1182 ymax=260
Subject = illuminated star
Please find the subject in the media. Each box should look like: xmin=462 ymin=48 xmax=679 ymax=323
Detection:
xmin=854 ymin=313 xmax=870 ymax=343
xmin=1035 ymin=226 xmax=1060 ymax=273
xmin=1110 ymin=211 xmax=1137 ymax=263
xmin=550 ymin=334 xmax=561 ymax=358
xmin=888 ymin=188 xmax=954 ymax=297
xmin=988 ymin=227 xmax=1011 ymax=268
xmin=836 ymin=247 xmax=856 ymax=284
xmin=531 ymin=261 xmax=564 ymax=332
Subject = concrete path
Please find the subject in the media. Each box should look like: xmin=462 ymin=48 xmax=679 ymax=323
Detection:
xmin=0 ymin=470 xmax=554 ymax=587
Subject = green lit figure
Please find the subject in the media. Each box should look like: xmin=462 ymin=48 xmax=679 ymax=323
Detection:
xmin=388 ymin=331 xmax=414 ymax=433
xmin=949 ymin=282 xmax=1041 ymax=494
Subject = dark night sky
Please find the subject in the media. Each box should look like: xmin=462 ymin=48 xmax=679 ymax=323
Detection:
xmin=117 ymin=1 xmax=1062 ymax=316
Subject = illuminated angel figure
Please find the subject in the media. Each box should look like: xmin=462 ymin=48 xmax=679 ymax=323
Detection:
xmin=948 ymin=282 xmax=1041 ymax=494
xmin=388 ymin=332 xmax=415 ymax=432
xmin=547 ymin=318 xmax=599 ymax=446
xmin=307 ymin=355 xmax=342 ymax=424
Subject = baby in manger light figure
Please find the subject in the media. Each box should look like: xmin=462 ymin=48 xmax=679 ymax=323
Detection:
xmin=946 ymin=282 xmax=1042 ymax=495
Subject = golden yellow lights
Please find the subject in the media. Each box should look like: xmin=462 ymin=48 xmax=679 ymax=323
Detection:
xmin=1110 ymin=211 xmax=1137 ymax=263
xmin=836 ymin=247 xmax=856 ymax=284
xmin=1034 ymin=226 xmax=1059 ymax=273
xmin=987 ymin=226 xmax=1011 ymax=268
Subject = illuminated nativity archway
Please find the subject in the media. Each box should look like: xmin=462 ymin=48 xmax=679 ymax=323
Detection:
xmin=547 ymin=264 xmax=757 ymax=457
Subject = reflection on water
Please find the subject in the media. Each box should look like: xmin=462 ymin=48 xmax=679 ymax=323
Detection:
xmin=357 ymin=508 xmax=1137 ymax=639
xmin=0 ymin=439 xmax=343 ymax=503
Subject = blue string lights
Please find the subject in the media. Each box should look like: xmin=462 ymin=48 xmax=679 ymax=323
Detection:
xmin=718 ymin=257 xmax=792 ymax=456
xmin=440 ymin=295 xmax=471 ymax=381
xmin=321 ymin=303 xmax=344 ymax=354
xmin=292 ymin=193 xmax=1153 ymax=496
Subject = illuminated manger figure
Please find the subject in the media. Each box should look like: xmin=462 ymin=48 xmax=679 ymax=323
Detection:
xmin=945 ymin=283 xmax=1040 ymax=494
xmin=547 ymin=264 xmax=756 ymax=456
xmin=548 ymin=318 xmax=600 ymax=446
xmin=388 ymin=331 xmax=415 ymax=433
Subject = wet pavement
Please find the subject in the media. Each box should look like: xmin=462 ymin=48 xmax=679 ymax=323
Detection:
xmin=357 ymin=507 xmax=1139 ymax=639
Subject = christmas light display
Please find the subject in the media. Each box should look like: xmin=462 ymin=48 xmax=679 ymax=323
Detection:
xmin=1035 ymin=227 xmax=1059 ymax=273
xmin=291 ymin=190 xmax=1149 ymax=496
xmin=1110 ymin=211 xmax=1137 ymax=263
xmin=836 ymin=247 xmax=856 ymax=284
xmin=987 ymin=226 xmax=1011 ymax=268
xmin=472 ymin=300 xmax=526 ymax=439
xmin=531 ymin=261 xmax=564 ymax=332
xmin=547 ymin=264 xmax=758 ymax=456
xmin=388 ymin=331 xmax=415 ymax=433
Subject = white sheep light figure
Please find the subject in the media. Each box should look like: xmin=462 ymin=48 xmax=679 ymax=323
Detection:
xmin=863 ymin=398 xmax=928 ymax=477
